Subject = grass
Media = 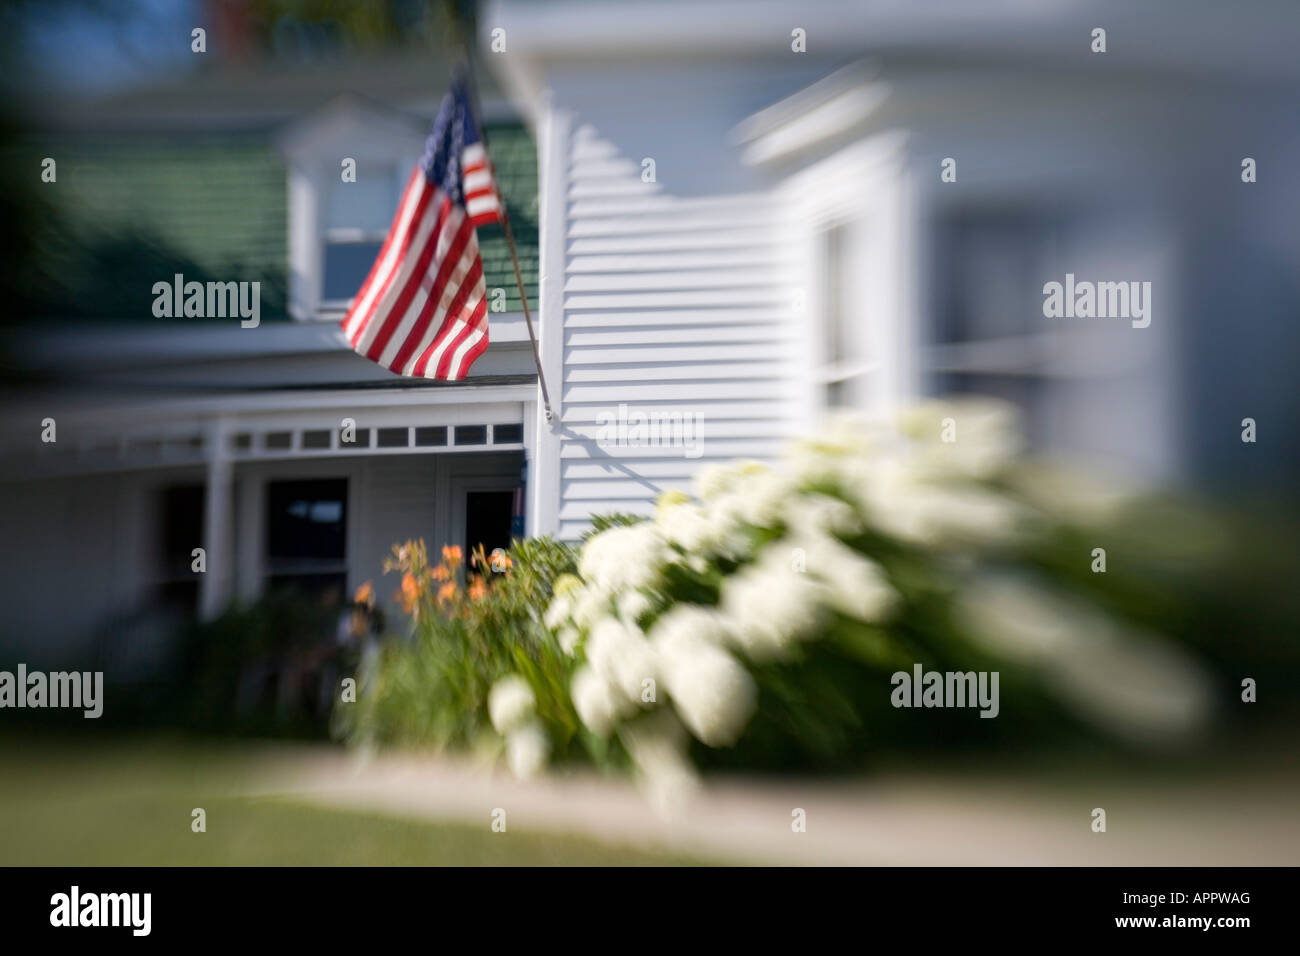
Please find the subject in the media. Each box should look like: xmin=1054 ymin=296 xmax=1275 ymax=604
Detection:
xmin=0 ymin=734 xmax=698 ymax=866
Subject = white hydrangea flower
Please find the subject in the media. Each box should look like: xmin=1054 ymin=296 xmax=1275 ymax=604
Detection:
xmin=619 ymin=711 xmax=699 ymax=819
xmin=505 ymin=721 xmax=550 ymax=779
xmin=960 ymin=575 xmax=1211 ymax=742
xmin=793 ymin=533 xmax=897 ymax=622
xmin=1050 ymin=628 xmax=1211 ymax=742
xmin=719 ymin=548 xmax=829 ymax=660
xmin=657 ymin=498 xmax=748 ymax=559
xmin=909 ymin=485 xmax=1024 ymax=547
xmin=571 ymin=665 xmax=632 ymax=737
xmin=557 ymin=625 xmax=582 ymax=656
xmin=693 ymin=462 xmax=741 ymax=501
xmin=958 ymin=574 xmax=1089 ymax=662
xmin=652 ymin=608 xmax=756 ymax=746
xmin=783 ymin=492 xmax=863 ymax=537
xmin=586 ymin=617 xmax=658 ymax=704
xmin=579 ymin=523 xmax=667 ymax=594
xmin=487 ymin=674 xmax=536 ymax=735
xmin=656 ymin=499 xmax=713 ymax=551
xmin=571 ymin=586 xmax=613 ymax=630
xmin=858 ymin=460 xmax=1022 ymax=548
xmin=734 ymin=465 xmax=795 ymax=528
xmin=543 ymin=593 xmax=572 ymax=631
xmin=616 ymin=589 xmax=654 ymax=627
xmin=900 ymin=398 xmax=1022 ymax=480
xmin=1006 ymin=462 xmax=1142 ymax=527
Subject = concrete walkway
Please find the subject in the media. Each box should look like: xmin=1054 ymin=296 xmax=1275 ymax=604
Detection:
xmin=238 ymin=746 xmax=1300 ymax=865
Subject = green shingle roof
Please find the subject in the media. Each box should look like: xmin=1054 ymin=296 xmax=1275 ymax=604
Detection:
xmin=475 ymin=122 xmax=539 ymax=314
xmin=21 ymin=132 xmax=288 ymax=320
xmin=18 ymin=121 xmax=538 ymax=322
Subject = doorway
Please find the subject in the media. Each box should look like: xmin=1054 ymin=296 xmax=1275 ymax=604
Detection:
xmin=464 ymin=490 xmax=515 ymax=571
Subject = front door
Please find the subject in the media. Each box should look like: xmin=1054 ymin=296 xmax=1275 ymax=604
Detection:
xmin=464 ymin=489 xmax=515 ymax=572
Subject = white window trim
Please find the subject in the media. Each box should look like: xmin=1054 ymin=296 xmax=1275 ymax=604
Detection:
xmin=777 ymin=131 xmax=917 ymax=423
xmin=281 ymin=104 xmax=425 ymax=322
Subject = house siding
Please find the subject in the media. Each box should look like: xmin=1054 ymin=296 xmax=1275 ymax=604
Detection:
xmin=553 ymin=124 xmax=803 ymax=540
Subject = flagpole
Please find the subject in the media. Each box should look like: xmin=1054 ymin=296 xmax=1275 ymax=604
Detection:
xmin=456 ymin=50 xmax=554 ymax=425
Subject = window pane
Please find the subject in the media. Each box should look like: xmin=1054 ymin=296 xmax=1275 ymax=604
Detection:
xmin=159 ymin=484 xmax=204 ymax=577
xmin=323 ymin=242 xmax=383 ymax=301
xmin=328 ymin=167 xmax=397 ymax=232
xmin=933 ymin=211 xmax=1062 ymax=344
xmin=454 ymin=425 xmax=487 ymax=446
xmin=493 ymin=424 xmax=523 ymax=444
xmin=267 ymin=479 xmax=347 ymax=563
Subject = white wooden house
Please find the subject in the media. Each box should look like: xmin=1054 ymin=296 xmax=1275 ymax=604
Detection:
xmin=487 ymin=0 xmax=1300 ymax=539
xmin=2 ymin=0 xmax=1298 ymax=669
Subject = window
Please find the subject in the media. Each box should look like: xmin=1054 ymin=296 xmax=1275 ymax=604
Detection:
xmin=823 ymin=223 xmax=850 ymax=407
xmin=925 ymin=207 xmax=1069 ymax=447
xmin=454 ymin=425 xmax=487 ymax=446
xmin=415 ymin=426 xmax=447 ymax=447
xmin=816 ymin=221 xmax=881 ymax=408
xmin=493 ymin=424 xmax=523 ymax=444
xmin=321 ymin=164 xmax=398 ymax=311
xmin=157 ymin=484 xmax=204 ymax=614
xmin=265 ymin=479 xmax=348 ymax=599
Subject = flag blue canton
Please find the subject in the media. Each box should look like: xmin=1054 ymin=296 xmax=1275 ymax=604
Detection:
xmin=419 ymin=78 xmax=483 ymax=206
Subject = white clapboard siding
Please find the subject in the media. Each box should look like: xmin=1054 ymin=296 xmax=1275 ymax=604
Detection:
xmin=561 ymin=458 xmax=712 ymax=480
xmin=568 ymin=250 xmax=790 ymax=272
xmin=568 ymin=231 xmax=783 ymax=255
xmin=564 ymin=342 xmax=792 ymax=365
xmin=561 ymin=438 xmax=786 ymax=460
xmin=564 ymin=268 xmax=798 ymax=292
xmin=565 ymin=362 xmax=792 ymax=384
xmin=565 ymin=310 xmax=796 ymax=331
xmin=566 ymin=415 xmax=800 ymax=437
xmin=554 ymin=127 xmax=801 ymax=540
xmin=562 ymin=400 xmax=795 ymax=424
xmin=564 ymin=479 xmax=695 ymax=500
xmin=358 ymin=456 xmax=440 ymax=578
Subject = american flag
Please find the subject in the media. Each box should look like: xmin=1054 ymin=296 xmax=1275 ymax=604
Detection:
xmin=342 ymin=77 xmax=503 ymax=380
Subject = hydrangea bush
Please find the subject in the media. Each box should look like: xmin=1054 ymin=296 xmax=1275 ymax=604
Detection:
xmin=528 ymin=399 xmax=1217 ymax=806
xmin=347 ymin=399 xmax=1259 ymax=809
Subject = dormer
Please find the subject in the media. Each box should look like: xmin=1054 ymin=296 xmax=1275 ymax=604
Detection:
xmin=276 ymin=96 xmax=428 ymax=321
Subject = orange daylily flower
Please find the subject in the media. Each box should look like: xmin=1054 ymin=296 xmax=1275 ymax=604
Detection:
xmin=353 ymin=581 xmax=374 ymax=607
xmin=436 ymin=581 xmax=457 ymax=605
xmin=432 ymin=564 xmax=451 ymax=582
xmin=399 ymin=572 xmax=420 ymax=611
xmin=442 ymin=544 xmax=463 ymax=565
xmin=468 ymin=576 xmax=487 ymax=601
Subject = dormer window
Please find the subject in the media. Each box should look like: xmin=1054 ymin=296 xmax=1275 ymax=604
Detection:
xmin=278 ymin=98 xmax=425 ymax=321
xmin=320 ymin=163 xmax=398 ymax=310
xmin=278 ymin=96 xmax=537 ymax=324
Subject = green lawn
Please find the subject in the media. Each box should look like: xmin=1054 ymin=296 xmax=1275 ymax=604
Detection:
xmin=0 ymin=736 xmax=697 ymax=866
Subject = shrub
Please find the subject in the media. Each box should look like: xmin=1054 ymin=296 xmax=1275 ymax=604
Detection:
xmin=334 ymin=537 xmax=603 ymax=769
xmin=544 ymin=400 xmax=1226 ymax=803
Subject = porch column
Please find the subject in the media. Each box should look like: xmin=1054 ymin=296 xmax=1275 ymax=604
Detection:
xmin=528 ymin=92 xmax=569 ymax=537
xmin=199 ymin=420 xmax=235 ymax=620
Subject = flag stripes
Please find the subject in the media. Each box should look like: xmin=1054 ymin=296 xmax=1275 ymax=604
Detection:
xmin=342 ymin=78 xmax=503 ymax=381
